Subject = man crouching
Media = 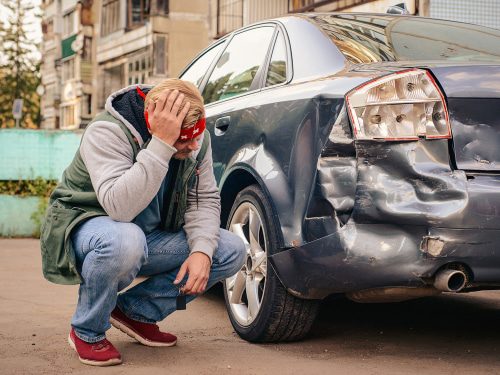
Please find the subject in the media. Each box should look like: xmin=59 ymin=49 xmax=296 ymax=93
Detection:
xmin=40 ymin=79 xmax=246 ymax=366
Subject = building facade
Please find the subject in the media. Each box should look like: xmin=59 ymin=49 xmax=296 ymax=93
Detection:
xmin=41 ymin=0 xmax=421 ymax=129
xmin=215 ymin=0 xmax=417 ymax=37
xmin=40 ymin=0 xmax=213 ymax=129
xmin=419 ymin=0 xmax=500 ymax=30
xmin=40 ymin=0 xmax=94 ymax=129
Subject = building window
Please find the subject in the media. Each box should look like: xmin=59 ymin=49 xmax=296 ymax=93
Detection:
xmin=101 ymin=0 xmax=121 ymax=36
xmin=217 ymin=0 xmax=243 ymax=37
xmin=154 ymin=34 xmax=166 ymax=75
xmin=83 ymin=94 xmax=92 ymax=116
xmin=101 ymin=64 xmax=125 ymax=107
xmin=154 ymin=0 xmax=168 ymax=15
xmin=128 ymin=0 xmax=150 ymax=29
xmin=62 ymin=10 xmax=76 ymax=37
xmin=61 ymin=105 xmax=76 ymax=128
xmin=289 ymin=0 xmax=315 ymax=12
xmin=62 ymin=58 xmax=75 ymax=81
xmin=82 ymin=36 xmax=92 ymax=61
xmin=127 ymin=52 xmax=151 ymax=84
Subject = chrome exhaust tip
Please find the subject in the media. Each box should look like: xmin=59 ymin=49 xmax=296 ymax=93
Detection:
xmin=434 ymin=269 xmax=467 ymax=292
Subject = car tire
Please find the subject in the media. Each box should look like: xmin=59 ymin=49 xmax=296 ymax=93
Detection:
xmin=223 ymin=184 xmax=319 ymax=342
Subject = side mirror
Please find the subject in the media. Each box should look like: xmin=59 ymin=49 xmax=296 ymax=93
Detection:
xmin=387 ymin=2 xmax=410 ymax=14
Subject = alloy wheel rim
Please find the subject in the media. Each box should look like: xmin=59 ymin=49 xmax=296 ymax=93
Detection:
xmin=225 ymin=202 xmax=268 ymax=326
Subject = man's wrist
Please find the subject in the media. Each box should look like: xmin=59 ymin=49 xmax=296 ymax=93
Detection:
xmin=149 ymin=136 xmax=177 ymax=159
xmin=190 ymin=250 xmax=212 ymax=263
xmin=157 ymin=134 xmax=178 ymax=147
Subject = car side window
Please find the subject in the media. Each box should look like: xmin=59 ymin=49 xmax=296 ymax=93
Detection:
xmin=202 ymin=26 xmax=275 ymax=105
xmin=265 ymin=30 xmax=287 ymax=87
xmin=180 ymin=41 xmax=226 ymax=88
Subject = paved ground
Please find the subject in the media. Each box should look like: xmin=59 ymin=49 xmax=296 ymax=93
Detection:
xmin=1 ymin=238 xmax=500 ymax=374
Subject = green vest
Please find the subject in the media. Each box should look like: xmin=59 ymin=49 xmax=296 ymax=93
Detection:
xmin=40 ymin=112 xmax=210 ymax=285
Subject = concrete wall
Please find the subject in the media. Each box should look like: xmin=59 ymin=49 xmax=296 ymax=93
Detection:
xmin=0 ymin=129 xmax=82 ymax=180
xmin=0 ymin=196 xmax=43 ymax=237
xmin=0 ymin=129 xmax=82 ymax=237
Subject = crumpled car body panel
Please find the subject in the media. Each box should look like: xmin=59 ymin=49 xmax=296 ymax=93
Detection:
xmin=195 ymin=16 xmax=500 ymax=301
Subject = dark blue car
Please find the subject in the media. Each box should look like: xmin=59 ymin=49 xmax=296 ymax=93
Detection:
xmin=180 ymin=13 xmax=500 ymax=342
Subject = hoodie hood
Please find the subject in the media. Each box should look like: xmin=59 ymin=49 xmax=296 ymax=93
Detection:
xmin=103 ymin=83 xmax=206 ymax=158
xmin=105 ymin=84 xmax=153 ymax=146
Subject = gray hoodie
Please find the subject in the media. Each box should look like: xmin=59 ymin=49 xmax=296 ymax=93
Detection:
xmin=79 ymin=85 xmax=221 ymax=260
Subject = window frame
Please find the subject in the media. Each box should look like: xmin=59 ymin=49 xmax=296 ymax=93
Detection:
xmin=61 ymin=104 xmax=77 ymax=128
xmin=127 ymin=50 xmax=152 ymax=85
xmin=197 ymin=23 xmax=279 ymax=106
xmin=259 ymin=22 xmax=293 ymax=92
xmin=152 ymin=0 xmax=168 ymax=16
xmin=127 ymin=0 xmax=149 ymax=30
xmin=61 ymin=56 xmax=76 ymax=82
xmin=62 ymin=9 xmax=77 ymax=38
xmin=179 ymin=39 xmax=228 ymax=88
xmin=82 ymin=36 xmax=92 ymax=61
xmin=101 ymin=0 xmax=121 ymax=37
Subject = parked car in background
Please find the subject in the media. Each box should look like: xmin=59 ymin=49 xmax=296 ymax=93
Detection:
xmin=179 ymin=12 xmax=500 ymax=343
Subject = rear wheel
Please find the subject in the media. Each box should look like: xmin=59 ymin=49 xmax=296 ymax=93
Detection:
xmin=223 ymin=185 xmax=319 ymax=342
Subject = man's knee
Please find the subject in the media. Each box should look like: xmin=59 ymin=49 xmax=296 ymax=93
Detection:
xmin=215 ymin=229 xmax=246 ymax=273
xmin=115 ymin=222 xmax=147 ymax=270
xmin=101 ymin=221 xmax=147 ymax=272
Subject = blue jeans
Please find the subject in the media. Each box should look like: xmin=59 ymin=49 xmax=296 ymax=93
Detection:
xmin=70 ymin=216 xmax=246 ymax=343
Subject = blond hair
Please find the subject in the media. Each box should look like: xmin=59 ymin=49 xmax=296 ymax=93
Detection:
xmin=145 ymin=78 xmax=205 ymax=129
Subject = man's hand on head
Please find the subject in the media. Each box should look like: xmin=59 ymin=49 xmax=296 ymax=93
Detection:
xmin=146 ymin=89 xmax=190 ymax=147
xmin=174 ymin=252 xmax=211 ymax=295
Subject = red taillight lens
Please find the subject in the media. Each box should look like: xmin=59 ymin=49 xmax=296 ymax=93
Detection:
xmin=346 ymin=69 xmax=451 ymax=141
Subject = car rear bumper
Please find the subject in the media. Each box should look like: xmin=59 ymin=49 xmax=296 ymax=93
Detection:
xmin=269 ymin=224 xmax=500 ymax=300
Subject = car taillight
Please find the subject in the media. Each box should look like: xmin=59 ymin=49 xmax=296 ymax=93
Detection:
xmin=345 ymin=69 xmax=451 ymax=141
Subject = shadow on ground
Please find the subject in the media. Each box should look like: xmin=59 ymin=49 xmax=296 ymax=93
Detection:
xmin=208 ymin=284 xmax=500 ymax=364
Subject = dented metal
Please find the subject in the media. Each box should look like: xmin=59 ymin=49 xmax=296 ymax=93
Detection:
xmin=185 ymin=14 xmax=500 ymax=302
xmin=211 ymin=94 xmax=500 ymax=300
xmin=268 ymin=102 xmax=500 ymax=298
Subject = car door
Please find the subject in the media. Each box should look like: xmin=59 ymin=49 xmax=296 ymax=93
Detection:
xmin=199 ymin=25 xmax=277 ymax=183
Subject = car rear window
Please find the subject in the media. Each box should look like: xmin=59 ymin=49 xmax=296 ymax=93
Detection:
xmin=308 ymin=14 xmax=500 ymax=64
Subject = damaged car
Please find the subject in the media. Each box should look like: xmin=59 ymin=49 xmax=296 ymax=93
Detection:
xmin=179 ymin=13 xmax=500 ymax=342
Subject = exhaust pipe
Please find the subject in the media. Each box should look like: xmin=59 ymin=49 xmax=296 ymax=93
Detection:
xmin=434 ymin=269 xmax=467 ymax=292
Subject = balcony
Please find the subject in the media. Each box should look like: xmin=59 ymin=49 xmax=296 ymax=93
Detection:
xmin=216 ymin=0 xmax=381 ymax=36
xmin=80 ymin=61 xmax=93 ymax=84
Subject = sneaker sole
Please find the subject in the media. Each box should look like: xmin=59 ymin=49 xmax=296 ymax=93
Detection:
xmin=110 ymin=316 xmax=177 ymax=347
xmin=67 ymin=334 xmax=122 ymax=366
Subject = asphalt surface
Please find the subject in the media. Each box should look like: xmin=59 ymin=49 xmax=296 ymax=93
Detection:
xmin=1 ymin=238 xmax=500 ymax=374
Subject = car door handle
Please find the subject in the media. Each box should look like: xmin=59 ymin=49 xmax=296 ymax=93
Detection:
xmin=214 ymin=116 xmax=231 ymax=135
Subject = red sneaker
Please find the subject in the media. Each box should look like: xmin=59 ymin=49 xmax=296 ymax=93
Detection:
xmin=68 ymin=328 xmax=121 ymax=366
xmin=110 ymin=306 xmax=177 ymax=347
